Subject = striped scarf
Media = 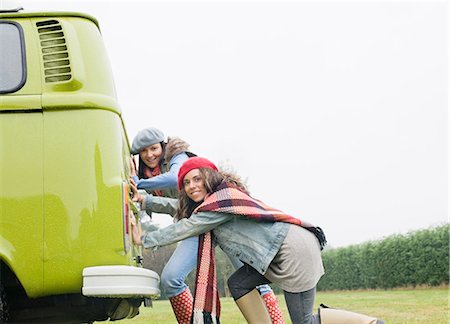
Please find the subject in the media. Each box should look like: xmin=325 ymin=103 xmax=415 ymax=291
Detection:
xmin=191 ymin=232 xmax=220 ymax=324
xmin=190 ymin=181 xmax=326 ymax=323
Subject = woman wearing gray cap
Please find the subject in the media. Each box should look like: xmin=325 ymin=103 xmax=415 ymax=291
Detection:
xmin=130 ymin=127 xmax=195 ymax=198
xmin=130 ymin=127 xmax=198 ymax=322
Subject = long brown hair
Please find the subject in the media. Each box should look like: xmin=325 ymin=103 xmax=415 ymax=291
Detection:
xmin=175 ymin=167 xmax=248 ymax=221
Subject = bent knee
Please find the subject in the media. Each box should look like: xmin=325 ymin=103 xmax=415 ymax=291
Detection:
xmin=161 ymin=271 xmax=184 ymax=289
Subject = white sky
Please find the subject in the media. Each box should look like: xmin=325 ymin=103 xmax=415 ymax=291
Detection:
xmin=16 ymin=0 xmax=449 ymax=247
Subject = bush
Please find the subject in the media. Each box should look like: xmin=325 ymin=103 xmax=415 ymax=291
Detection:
xmin=317 ymin=224 xmax=449 ymax=291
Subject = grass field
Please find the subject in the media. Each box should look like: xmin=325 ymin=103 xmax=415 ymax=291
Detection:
xmin=113 ymin=286 xmax=448 ymax=323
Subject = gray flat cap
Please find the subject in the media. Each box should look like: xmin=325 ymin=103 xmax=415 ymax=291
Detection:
xmin=130 ymin=127 xmax=165 ymax=154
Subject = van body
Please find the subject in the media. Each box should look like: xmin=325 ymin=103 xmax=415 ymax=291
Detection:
xmin=0 ymin=9 xmax=160 ymax=323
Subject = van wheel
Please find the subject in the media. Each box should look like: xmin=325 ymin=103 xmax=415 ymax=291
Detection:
xmin=0 ymin=284 xmax=8 ymax=323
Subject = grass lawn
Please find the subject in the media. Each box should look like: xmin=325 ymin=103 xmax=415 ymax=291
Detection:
xmin=111 ymin=286 xmax=448 ymax=323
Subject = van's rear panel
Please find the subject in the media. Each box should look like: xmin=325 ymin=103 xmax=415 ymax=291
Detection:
xmin=42 ymin=109 xmax=131 ymax=295
xmin=1 ymin=10 xmax=134 ymax=296
xmin=1 ymin=10 xmax=159 ymax=323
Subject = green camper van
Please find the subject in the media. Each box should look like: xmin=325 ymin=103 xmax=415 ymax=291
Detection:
xmin=0 ymin=6 xmax=160 ymax=323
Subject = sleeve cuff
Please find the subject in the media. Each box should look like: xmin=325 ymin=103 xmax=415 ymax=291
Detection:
xmin=142 ymin=193 xmax=153 ymax=214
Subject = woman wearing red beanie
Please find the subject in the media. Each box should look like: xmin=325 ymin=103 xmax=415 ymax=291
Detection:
xmin=132 ymin=157 xmax=385 ymax=324
xmin=132 ymin=157 xmax=326 ymax=323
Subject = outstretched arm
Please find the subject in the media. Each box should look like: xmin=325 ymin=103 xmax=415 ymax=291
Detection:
xmin=130 ymin=180 xmax=179 ymax=217
xmin=140 ymin=211 xmax=233 ymax=249
xmin=144 ymin=195 xmax=178 ymax=217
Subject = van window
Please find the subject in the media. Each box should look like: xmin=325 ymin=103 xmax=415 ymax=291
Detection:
xmin=0 ymin=22 xmax=26 ymax=94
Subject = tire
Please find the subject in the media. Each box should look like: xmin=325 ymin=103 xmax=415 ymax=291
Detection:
xmin=0 ymin=284 xmax=8 ymax=323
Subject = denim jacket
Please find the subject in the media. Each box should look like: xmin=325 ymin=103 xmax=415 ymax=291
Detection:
xmin=141 ymin=195 xmax=290 ymax=275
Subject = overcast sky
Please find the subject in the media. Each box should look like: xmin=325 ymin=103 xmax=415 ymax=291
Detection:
xmin=18 ymin=0 xmax=449 ymax=247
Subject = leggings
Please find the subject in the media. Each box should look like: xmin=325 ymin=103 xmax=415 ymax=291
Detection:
xmin=228 ymin=264 xmax=318 ymax=324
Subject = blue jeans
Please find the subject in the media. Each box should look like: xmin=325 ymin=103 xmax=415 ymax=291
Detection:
xmin=160 ymin=236 xmax=199 ymax=298
xmin=160 ymin=236 xmax=274 ymax=298
xmin=284 ymin=288 xmax=317 ymax=324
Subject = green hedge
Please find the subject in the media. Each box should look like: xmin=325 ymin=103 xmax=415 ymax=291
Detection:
xmin=317 ymin=224 xmax=449 ymax=291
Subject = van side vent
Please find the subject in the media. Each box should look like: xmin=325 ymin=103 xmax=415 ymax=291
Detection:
xmin=36 ymin=20 xmax=72 ymax=83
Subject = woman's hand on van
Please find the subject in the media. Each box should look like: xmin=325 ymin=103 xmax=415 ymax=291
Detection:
xmin=130 ymin=214 xmax=142 ymax=246
xmin=130 ymin=179 xmax=144 ymax=203
xmin=130 ymin=155 xmax=137 ymax=177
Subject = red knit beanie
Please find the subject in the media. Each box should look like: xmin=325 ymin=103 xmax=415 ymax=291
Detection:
xmin=177 ymin=157 xmax=218 ymax=190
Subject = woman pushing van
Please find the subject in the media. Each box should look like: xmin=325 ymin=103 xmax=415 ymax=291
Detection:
xmin=131 ymin=157 xmax=326 ymax=323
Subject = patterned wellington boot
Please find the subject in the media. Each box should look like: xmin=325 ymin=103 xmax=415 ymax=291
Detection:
xmin=169 ymin=288 xmax=194 ymax=324
xmin=262 ymin=291 xmax=285 ymax=323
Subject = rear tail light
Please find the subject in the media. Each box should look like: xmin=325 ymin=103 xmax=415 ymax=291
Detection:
xmin=122 ymin=182 xmax=130 ymax=253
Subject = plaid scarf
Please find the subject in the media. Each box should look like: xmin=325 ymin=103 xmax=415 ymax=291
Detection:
xmin=190 ymin=181 xmax=326 ymax=323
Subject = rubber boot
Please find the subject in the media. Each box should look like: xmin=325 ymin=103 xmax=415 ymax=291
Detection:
xmin=169 ymin=288 xmax=193 ymax=324
xmin=319 ymin=307 xmax=385 ymax=324
xmin=262 ymin=291 xmax=285 ymax=323
xmin=235 ymin=289 xmax=271 ymax=324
